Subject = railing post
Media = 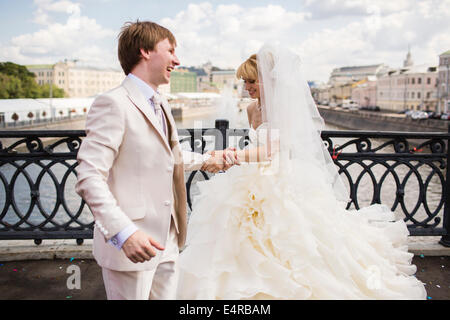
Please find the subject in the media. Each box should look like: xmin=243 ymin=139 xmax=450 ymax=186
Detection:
xmin=439 ymin=124 xmax=450 ymax=247
xmin=215 ymin=119 xmax=229 ymax=150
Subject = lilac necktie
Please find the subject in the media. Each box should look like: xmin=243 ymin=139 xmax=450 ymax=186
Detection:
xmin=151 ymin=93 xmax=167 ymax=136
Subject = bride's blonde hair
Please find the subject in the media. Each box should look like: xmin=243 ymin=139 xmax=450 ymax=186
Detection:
xmin=236 ymin=54 xmax=258 ymax=81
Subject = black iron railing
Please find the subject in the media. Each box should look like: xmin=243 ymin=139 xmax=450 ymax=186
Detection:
xmin=0 ymin=120 xmax=449 ymax=247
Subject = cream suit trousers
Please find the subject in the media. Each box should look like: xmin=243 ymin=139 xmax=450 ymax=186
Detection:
xmin=101 ymin=218 xmax=179 ymax=300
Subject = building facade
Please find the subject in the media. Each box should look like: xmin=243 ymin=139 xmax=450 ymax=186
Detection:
xmin=329 ymin=64 xmax=390 ymax=86
xmin=170 ymin=69 xmax=197 ymax=93
xmin=377 ymin=65 xmax=438 ymax=112
xmin=437 ymin=50 xmax=450 ymax=113
xmin=27 ymin=60 xmax=125 ymax=98
xmin=351 ymin=77 xmax=377 ymax=108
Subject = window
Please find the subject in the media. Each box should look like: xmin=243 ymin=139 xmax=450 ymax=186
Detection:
xmin=412 ymin=92 xmax=415 ymax=99
xmin=418 ymin=78 xmax=422 ymax=84
xmin=418 ymin=92 xmax=421 ymax=99
xmin=0 ymin=113 xmax=5 ymax=124
xmin=427 ymin=78 xmax=431 ymax=84
xmin=412 ymin=78 xmax=415 ymax=85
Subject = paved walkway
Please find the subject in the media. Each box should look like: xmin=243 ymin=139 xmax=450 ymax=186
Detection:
xmin=0 ymin=256 xmax=448 ymax=300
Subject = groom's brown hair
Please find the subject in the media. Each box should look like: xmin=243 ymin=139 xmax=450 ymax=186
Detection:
xmin=118 ymin=20 xmax=177 ymax=75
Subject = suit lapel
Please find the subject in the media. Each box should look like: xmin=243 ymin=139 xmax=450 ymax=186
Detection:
xmin=160 ymin=97 xmax=179 ymax=150
xmin=122 ymin=77 xmax=171 ymax=153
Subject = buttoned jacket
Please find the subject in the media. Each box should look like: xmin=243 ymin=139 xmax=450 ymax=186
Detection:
xmin=76 ymin=77 xmax=197 ymax=271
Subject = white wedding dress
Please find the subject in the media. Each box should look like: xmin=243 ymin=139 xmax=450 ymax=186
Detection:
xmin=177 ymin=44 xmax=426 ymax=300
xmin=177 ymin=123 xmax=426 ymax=300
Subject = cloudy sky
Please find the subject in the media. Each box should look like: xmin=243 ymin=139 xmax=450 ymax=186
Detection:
xmin=0 ymin=0 xmax=449 ymax=82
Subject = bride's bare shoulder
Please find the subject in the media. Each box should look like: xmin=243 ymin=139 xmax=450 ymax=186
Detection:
xmin=246 ymin=101 xmax=258 ymax=115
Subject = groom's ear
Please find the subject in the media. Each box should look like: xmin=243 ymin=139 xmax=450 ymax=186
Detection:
xmin=140 ymin=48 xmax=151 ymax=60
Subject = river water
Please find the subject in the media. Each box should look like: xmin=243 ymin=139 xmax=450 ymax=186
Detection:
xmin=0 ymin=101 xmax=445 ymax=242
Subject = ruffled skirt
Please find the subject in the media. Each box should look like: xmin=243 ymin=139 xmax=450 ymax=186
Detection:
xmin=177 ymin=161 xmax=427 ymax=300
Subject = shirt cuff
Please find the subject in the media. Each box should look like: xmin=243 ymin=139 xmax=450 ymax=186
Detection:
xmin=202 ymin=153 xmax=211 ymax=162
xmin=108 ymin=224 xmax=138 ymax=250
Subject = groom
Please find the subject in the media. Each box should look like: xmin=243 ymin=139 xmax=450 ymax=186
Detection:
xmin=75 ymin=20 xmax=236 ymax=300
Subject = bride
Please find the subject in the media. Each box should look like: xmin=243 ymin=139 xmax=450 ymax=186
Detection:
xmin=176 ymin=44 xmax=427 ymax=300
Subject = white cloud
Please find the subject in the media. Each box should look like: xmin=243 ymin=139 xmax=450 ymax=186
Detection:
xmin=0 ymin=0 xmax=117 ymax=68
xmin=303 ymin=0 xmax=412 ymax=18
xmin=1 ymin=1 xmax=449 ymax=82
xmin=158 ymin=1 xmax=450 ymax=82
xmin=160 ymin=3 xmax=308 ymax=70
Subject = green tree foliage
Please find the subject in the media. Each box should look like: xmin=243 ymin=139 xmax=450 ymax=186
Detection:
xmin=0 ymin=62 xmax=65 ymax=99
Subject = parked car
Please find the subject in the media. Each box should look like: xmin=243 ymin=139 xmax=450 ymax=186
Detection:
xmin=440 ymin=113 xmax=450 ymax=120
xmin=425 ymin=111 xmax=435 ymax=119
xmin=329 ymin=102 xmax=337 ymax=108
xmin=342 ymin=100 xmax=359 ymax=110
xmin=360 ymin=105 xmax=380 ymax=112
xmin=411 ymin=111 xmax=429 ymax=120
xmin=405 ymin=110 xmax=415 ymax=117
xmin=431 ymin=113 xmax=443 ymax=119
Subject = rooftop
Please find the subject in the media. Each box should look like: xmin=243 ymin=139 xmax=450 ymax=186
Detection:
xmin=25 ymin=64 xmax=54 ymax=69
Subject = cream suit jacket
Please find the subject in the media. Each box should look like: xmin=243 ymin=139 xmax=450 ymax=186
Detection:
xmin=75 ymin=77 xmax=201 ymax=272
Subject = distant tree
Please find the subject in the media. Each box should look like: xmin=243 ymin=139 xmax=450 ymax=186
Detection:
xmin=40 ymin=83 xmax=65 ymax=98
xmin=0 ymin=62 xmax=65 ymax=98
xmin=0 ymin=73 xmax=22 ymax=98
xmin=27 ymin=112 xmax=34 ymax=121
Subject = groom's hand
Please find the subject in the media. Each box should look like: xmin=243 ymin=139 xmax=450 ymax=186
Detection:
xmin=201 ymin=148 xmax=240 ymax=173
xmin=122 ymin=230 xmax=164 ymax=263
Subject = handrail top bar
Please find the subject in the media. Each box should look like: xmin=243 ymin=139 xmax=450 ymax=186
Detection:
xmin=321 ymin=130 xmax=450 ymax=138
xmin=1 ymin=129 xmax=450 ymax=139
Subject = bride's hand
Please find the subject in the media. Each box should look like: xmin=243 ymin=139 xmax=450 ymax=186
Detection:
xmin=224 ymin=148 xmax=240 ymax=166
xmin=201 ymin=149 xmax=240 ymax=173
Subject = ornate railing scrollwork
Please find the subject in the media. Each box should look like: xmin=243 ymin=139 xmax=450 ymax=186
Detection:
xmin=0 ymin=122 xmax=449 ymax=247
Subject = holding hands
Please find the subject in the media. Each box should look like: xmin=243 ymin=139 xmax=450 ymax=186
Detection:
xmin=201 ymin=147 xmax=241 ymax=173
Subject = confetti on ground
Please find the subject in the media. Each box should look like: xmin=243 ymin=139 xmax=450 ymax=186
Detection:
xmin=442 ymin=265 xmax=445 ymax=268
xmin=436 ymin=285 xmax=441 ymax=288
xmin=66 ymin=296 xmax=72 ymax=299
xmin=70 ymin=257 xmax=74 ymax=262
xmin=427 ymin=296 xmax=432 ymax=300
xmin=59 ymin=266 xmax=62 ymax=269
xmin=420 ymin=254 xmax=425 ymax=258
